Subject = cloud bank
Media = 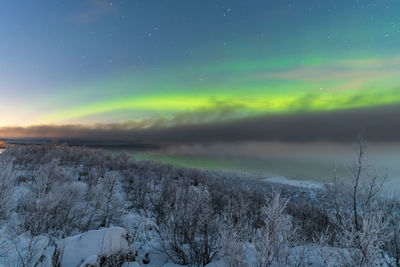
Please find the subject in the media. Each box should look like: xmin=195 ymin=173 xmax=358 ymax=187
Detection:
xmin=1 ymin=105 xmax=400 ymax=144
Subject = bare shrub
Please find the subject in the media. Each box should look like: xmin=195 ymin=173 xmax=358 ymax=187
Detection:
xmin=286 ymin=199 xmax=332 ymax=242
xmin=99 ymin=251 xmax=137 ymax=267
xmin=252 ymin=191 xmax=297 ymax=266
xmin=0 ymin=156 xmax=16 ymax=219
xmin=336 ymin=208 xmax=391 ymax=266
xmin=377 ymin=194 xmax=400 ymax=267
xmin=18 ymin=182 xmax=84 ymax=236
xmin=219 ymin=214 xmax=247 ymax=267
xmin=150 ymin=176 xmax=176 ymax=226
xmin=79 ymin=171 xmax=123 ymax=231
xmin=156 ymin=184 xmax=219 ymax=266
xmin=98 ymin=171 xmax=123 ymax=228
xmin=122 ymin=168 xmax=151 ymax=211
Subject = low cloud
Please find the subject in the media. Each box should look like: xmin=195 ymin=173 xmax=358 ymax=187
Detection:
xmin=1 ymin=105 xmax=400 ymax=144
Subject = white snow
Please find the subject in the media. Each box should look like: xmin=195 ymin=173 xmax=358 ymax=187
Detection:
xmin=56 ymin=227 xmax=130 ymax=267
xmin=121 ymin=262 xmax=141 ymax=267
xmin=79 ymin=255 xmax=98 ymax=267
xmin=36 ymin=245 xmax=56 ymax=267
xmin=264 ymin=176 xmax=324 ymax=190
xmin=160 ymin=263 xmax=185 ymax=267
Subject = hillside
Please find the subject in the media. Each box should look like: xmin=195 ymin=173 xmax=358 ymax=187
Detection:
xmin=0 ymin=144 xmax=398 ymax=266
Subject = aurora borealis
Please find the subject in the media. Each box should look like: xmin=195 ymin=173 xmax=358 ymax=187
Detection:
xmin=35 ymin=56 xmax=400 ymax=126
xmin=0 ymin=0 xmax=400 ymax=143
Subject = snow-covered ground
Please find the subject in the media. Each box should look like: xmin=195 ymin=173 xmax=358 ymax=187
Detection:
xmin=57 ymin=227 xmax=130 ymax=266
xmin=0 ymin=145 xmax=397 ymax=266
xmin=0 ymin=224 xmax=349 ymax=267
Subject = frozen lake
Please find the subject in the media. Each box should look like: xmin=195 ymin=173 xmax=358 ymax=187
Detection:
xmin=108 ymin=141 xmax=400 ymax=190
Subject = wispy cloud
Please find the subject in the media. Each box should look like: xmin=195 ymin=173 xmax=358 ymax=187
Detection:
xmin=67 ymin=0 xmax=114 ymax=24
xmin=256 ymin=56 xmax=400 ymax=91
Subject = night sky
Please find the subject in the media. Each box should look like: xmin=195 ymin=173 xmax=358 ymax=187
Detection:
xmin=1 ymin=0 xmax=400 ymax=143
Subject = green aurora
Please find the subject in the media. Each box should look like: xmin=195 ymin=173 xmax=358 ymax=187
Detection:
xmin=36 ymin=54 xmax=400 ymax=125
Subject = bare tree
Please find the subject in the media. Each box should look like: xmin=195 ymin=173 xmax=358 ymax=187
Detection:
xmin=325 ymin=132 xmax=391 ymax=265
